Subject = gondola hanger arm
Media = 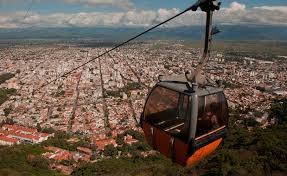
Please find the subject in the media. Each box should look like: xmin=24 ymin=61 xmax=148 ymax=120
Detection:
xmin=185 ymin=0 xmax=221 ymax=85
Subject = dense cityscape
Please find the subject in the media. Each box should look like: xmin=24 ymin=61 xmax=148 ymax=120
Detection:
xmin=0 ymin=41 xmax=286 ymax=175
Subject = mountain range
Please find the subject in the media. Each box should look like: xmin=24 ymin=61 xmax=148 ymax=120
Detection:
xmin=0 ymin=25 xmax=286 ymax=43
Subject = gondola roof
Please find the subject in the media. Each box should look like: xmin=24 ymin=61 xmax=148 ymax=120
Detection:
xmin=157 ymin=75 xmax=223 ymax=96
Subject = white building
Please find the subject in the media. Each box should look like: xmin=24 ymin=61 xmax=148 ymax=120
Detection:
xmin=0 ymin=136 xmax=20 ymax=146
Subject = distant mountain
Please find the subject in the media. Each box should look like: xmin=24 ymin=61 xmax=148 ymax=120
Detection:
xmin=0 ymin=25 xmax=286 ymax=42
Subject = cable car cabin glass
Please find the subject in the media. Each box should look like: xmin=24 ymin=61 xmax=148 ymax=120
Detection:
xmin=196 ymin=92 xmax=228 ymax=139
xmin=144 ymin=86 xmax=189 ymax=141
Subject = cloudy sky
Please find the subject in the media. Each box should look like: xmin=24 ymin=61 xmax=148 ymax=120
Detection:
xmin=0 ymin=0 xmax=286 ymax=28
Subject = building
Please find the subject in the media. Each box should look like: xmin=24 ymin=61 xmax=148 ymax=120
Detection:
xmin=95 ymin=139 xmax=117 ymax=151
xmin=0 ymin=124 xmax=53 ymax=145
xmin=0 ymin=135 xmax=20 ymax=146
xmin=2 ymin=124 xmax=37 ymax=134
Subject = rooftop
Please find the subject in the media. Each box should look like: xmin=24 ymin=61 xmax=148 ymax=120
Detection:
xmin=0 ymin=135 xmax=19 ymax=143
xmin=2 ymin=124 xmax=37 ymax=133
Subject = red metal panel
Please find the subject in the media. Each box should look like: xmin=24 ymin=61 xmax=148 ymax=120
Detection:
xmin=153 ymin=128 xmax=171 ymax=157
xmin=174 ymin=138 xmax=189 ymax=166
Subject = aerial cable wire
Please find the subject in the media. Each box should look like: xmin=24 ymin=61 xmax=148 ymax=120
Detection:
xmin=32 ymin=5 xmax=196 ymax=94
xmin=23 ymin=0 xmax=34 ymax=22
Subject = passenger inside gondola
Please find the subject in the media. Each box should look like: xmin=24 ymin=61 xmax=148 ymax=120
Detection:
xmin=196 ymin=94 xmax=225 ymax=138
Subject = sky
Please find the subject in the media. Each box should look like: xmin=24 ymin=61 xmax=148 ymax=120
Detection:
xmin=0 ymin=0 xmax=286 ymax=28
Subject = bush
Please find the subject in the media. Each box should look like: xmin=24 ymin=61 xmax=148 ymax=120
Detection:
xmin=106 ymin=90 xmax=121 ymax=98
xmin=0 ymin=88 xmax=16 ymax=105
xmin=28 ymin=156 xmax=50 ymax=170
xmin=269 ymin=98 xmax=287 ymax=123
xmin=123 ymin=129 xmax=145 ymax=142
xmin=243 ymin=118 xmax=260 ymax=127
xmin=3 ymin=107 xmax=12 ymax=117
xmin=72 ymin=156 xmax=188 ymax=176
xmin=0 ymin=73 xmax=15 ymax=84
xmin=42 ymin=132 xmax=75 ymax=151
xmin=116 ymin=134 xmax=124 ymax=145
xmin=104 ymin=145 xmax=118 ymax=157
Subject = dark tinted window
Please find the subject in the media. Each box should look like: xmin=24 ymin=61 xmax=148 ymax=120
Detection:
xmin=196 ymin=92 xmax=228 ymax=138
xmin=144 ymin=86 xmax=189 ymax=139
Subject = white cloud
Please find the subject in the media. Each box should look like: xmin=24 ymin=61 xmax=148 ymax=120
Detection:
xmin=0 ymin=2 xmax=286 ymax=28
xmin=228 ymin=2 xmax=246 ymax=11
xmin=0 ymin=0 xmax=133 ymax=10
xmin=63 ymin=0 xmax=133 ymax=10
xmin=123 ymin=10 xmax=156 ymax=26
xmin=253 ymin=6 xmax=287 ymax=13
xmin=215 ymin=3 xmax=287 ymax=26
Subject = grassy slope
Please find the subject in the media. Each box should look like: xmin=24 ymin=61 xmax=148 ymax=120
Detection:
xmin=0 ymin=145 xmax=61 ymax=176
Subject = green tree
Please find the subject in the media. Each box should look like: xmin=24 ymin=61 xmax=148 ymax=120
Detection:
xmin=103 ymin=145 xmax=118 ymax=157
xmin=36 ymin=123 xmax=42 ymax=132
xmin=3 ymin=107 xmax=12 ymax=117
xmin=0 ymin=88 xmax=16 ymax=105
xmin=115 ymin=134 xmax=125 ymax=145
xmin=28 ymin=156 xmax=50 ymax=170
xmin=0 ymin=73 xmax=15 ymax=84
xmin=269 ymin=99 xmax=287 ymax=123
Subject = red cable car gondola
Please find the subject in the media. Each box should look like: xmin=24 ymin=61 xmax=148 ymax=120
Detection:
xmin=140 ymin=0 xmax=228 ymax=167
xmin=141 ymin=76 xmax=228 ymax=166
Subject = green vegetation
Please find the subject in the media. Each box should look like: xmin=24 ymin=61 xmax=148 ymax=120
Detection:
xmin=0 ymin=73 xmax=15 ymax=85
xmin=0 ymin=100 xmax=286 ymax=175
xmin=53 ymin=90 xmax=65 ymax=97
xmin=3 ymin=107 xmax=12 ymax=117
xmin=115 ymin=130 xmax=151 ymax=157
xmin=105 ymin=90 xmax=121 ymax=98
xmin=50 ymin=114 xmax=60 ymax=119
xmin=72 ymin=155 xmax=188 ymax=176
xmin=105 ymin=82 xmax=142 ymax=98
xmin=269 ymin=99 xmax=287 ymax=123
xmin=73 ymin=100 xmax=287 ymax=176
xmin=103 ymin=144 xmax=118 ymax=157
xmin=124 ymin=82 xmax=141 ymax=91
xmin=193 ymin=101 xmax=287 ymax=175
xmin=242 ymin=117 xmax=260 ymax=127
xmin=101 ymin=130 xmax=151 ymax=159
xmin=222 ymin=81 xmax=242 ymax=89
xmin=164 ymin=64 xmax=172 ymax=70
xmin=42 ymin=131 xmax=91 ymax=151
xmin=195 ymin=123 xmax=287 ymax=175
xmin=0 ymin=145 xmax=60 ymax=176
xmin=0 ymin=118 xmax=15 ymax=126
xmin=0 ymin=88 xmax=16 ymax=105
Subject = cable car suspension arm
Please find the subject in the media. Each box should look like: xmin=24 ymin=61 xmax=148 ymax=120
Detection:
xmin=186 ymin=0 xmax=221 ymax=83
